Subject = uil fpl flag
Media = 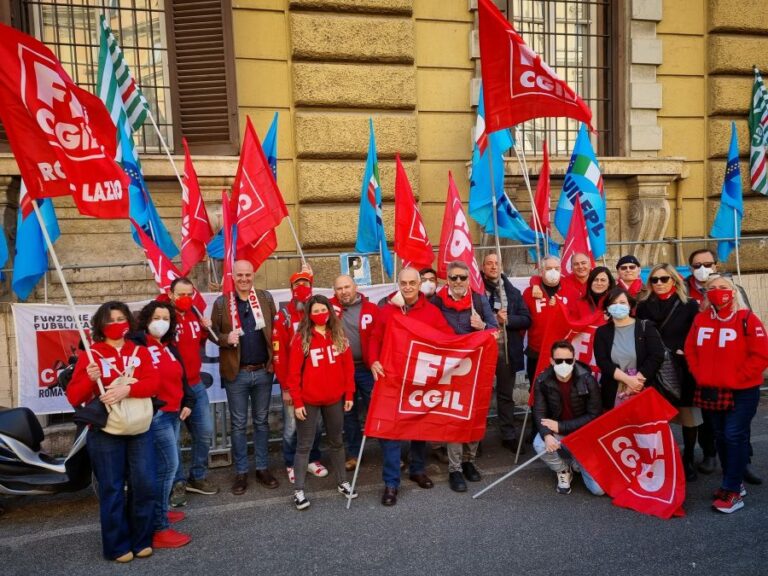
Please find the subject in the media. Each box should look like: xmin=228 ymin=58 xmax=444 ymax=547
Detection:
xmin=364 ymin=315 xmax=497 ymax=443
xmin=562 ymin=388 xmax=685 ymax=519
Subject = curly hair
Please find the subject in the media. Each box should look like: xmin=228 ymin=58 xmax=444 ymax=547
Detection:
xmin=296 ymin=295 xmax=347 ymax=356
xmin=91 ymin=301 xmax=134 ymax=343
xmin=137 ymin=300 xmax=178 ymax=344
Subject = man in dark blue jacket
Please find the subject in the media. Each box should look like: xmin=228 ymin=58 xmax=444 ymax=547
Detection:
xmin=481 ymin=253 xmax=531 ymax=451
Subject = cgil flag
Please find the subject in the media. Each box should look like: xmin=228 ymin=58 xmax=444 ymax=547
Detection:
xmin=477 ymin=0 xmax=593 ymax=135
xmin=0 ymin=23 xmax=129 ymax=218
xmin=710 ymin=121 xmax=743 ymax=262
xmin=12 ymin=183 xmax=61 ymax=300
xmin=561 ymin=195 xmax=595 ymax=275
xmin=554 ymin=124 xmax=607 ymax=258
xmin=394 ymin=154 xmax=433 ymax=269
xmin=355 ymin=119 xmax=393 ymax=279
xmin=748 ymin=67 xmax=768 ymax=196
xmin=180 ymin=137 xmax=213 ymax=274
xmin=531 ymin=140 xmax=552 ymax=235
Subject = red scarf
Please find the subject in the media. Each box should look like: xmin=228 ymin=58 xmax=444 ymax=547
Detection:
xmin=437 ymin=286 xmax=472 ymax=311
xmin=656 ymin=286 xmax=677 ymax=301
xmin=619 ymin=278 xmax=643 ymax=296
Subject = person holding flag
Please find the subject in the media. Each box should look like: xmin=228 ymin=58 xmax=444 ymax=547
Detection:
xmin=532 ymin=340 xmax=603 ymax=496
xmin=685 ymin=274 xmax=768 ymax=513
xmin=430 ymin=261 xmax=498 ymax=493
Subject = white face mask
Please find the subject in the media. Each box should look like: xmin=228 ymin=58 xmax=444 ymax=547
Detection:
xmin=543 ymin=269 xmax=561 ymax=285
xmin=553 ymin=362 xmax=574 ymax=379
xmin=148 ymin=319 xmax=170 ymax=338
xmin=420 ymin=280 xmax=436 ymax=296
xmin=693 ymin=266 xmax=713 ymax=283
xmin=390 ymin=290 xmax=406 ymax=307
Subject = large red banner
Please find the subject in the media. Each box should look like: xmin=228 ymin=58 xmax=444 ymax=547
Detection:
xmin=364 ymin=315 xmax=497 ymax=442
xmin=562 ymin=388 xmax=685 ymax=519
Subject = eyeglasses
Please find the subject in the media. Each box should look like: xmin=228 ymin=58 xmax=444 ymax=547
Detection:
xmin=650 ymin=276 xmax=671 ymax=284
xmin=553 ymin=358 xmax=575 ymax=365
xmin=448 ymin=274 xmax=468 ymax=281
xmin=619 ymin=264 xmax=637 ymax=271
xmin=691 ymin=262 xmax=715 ymax=270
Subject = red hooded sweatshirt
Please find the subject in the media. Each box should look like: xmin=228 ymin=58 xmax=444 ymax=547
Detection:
xmin=685 ymin=308 xmax=768 ymax=390
xmin=286 ymin=329 xmax=355 ymax=409
xmin=145 ymin=336 xmax=185 ymax=412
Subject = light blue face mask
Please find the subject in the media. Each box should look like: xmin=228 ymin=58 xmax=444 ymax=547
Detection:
xmin=607 ymin=303 xmax=631 ymax=320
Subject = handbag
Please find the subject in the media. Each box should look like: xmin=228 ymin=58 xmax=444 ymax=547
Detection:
xmin=643 ymin=303 xmax=682 ymax=404
xmin=97 ymin=346 xmax=153 ymax=436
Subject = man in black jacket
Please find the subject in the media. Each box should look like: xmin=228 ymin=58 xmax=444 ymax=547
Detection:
xmin=533 ymin=340 xmax=603 ymax=496
xmin=481 ymin=253 xmax=531 ymax=451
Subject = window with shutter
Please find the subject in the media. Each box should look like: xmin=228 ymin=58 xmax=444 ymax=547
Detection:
xmin=167 ymin=0 xmax=239 ymax=156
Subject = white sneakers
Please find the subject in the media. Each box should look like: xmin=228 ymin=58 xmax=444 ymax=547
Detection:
xmin=338 ymin=481 xmax=358 ymax=499
xmin=294 ymin=490 xmax=310 ymax=510
xmin=307 ymin=461 xmax=329 ymax=477
xmin=556 ymin=466 xmax=573 ymax=495
xmin=286 ymin=467 xmax=295 ymax=484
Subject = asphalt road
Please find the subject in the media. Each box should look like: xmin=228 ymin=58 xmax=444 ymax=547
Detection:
xmin=3 ymin=401 xmax=768 ymax=576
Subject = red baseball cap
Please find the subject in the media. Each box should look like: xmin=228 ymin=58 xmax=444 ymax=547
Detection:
xmin=289 ymin=271 xmax=313 ymax=286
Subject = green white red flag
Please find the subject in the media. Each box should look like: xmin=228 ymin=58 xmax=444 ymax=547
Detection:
xmin=748 ymin=67 xmax=768 ymax=196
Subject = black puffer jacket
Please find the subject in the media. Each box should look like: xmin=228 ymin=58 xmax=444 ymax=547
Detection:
xmin=533 ymin=361 xmax=602 ymax=438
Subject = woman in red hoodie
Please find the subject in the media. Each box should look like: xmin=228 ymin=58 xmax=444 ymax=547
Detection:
xmin=287 ymin=294 xmax=356 ymax=510
xmin=684 ymin=274 xmax=768 ymax=514
xmin=66 ymin=301 xmax=158 ymax=563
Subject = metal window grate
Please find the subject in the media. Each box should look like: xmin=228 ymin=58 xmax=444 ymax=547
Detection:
xmin=21 ymin=0 xmax=173 ymax=154
xmin=502 ymin=0 xmax=614 ymax=156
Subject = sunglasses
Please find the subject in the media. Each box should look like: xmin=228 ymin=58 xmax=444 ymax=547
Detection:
xmin=691 ymin=261 xmax=715 ymax=270
xmin=650 ymin=276 xmax=671 ymax=284
xmin=448 ymin=274 xmax=468 ymax=281
xmin=553 ymin=358 xmax=575 ymax=365
xmin=619 ymin=264 xmax=637 ymax=271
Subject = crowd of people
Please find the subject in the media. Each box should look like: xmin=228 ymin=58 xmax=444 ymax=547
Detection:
xmin=65 ymin=248 xmax=768 ymax=562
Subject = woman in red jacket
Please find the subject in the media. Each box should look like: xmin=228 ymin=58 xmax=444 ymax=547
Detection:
xmin=287 ymin=295 xmax=356 ymax=510
xmin=684 ymin=274 xmax=768 ymax=514
xmin=66 ymin=301 xmax=159 ymax=563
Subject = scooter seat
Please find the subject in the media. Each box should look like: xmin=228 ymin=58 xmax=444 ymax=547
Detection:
xmin=0 ymin=407 xmax=43 ymax=452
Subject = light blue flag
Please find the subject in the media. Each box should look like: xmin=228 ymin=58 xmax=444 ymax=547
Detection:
xmin=710 ymin=121 xmax=743 ymax=262
xmin=207 ymin=113 xmax=280 ymax=259
xmin=12 ymin=184 xmax=61 ymax=300
xmin=554 ymin=124 xmax=607 ymax=258
xmin=0 ymin=225 xmax=7 ymax=282
xmin=468 ymin=85 xmax=557 ymax=258
xmin=355 ymin=119 xmax=393 ymax=279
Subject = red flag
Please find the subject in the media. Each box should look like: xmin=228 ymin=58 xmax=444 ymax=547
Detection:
xmin=562 ymin=388 xmax=686 ymax=519
xmin=133 ymin=221 xmax=206 ymax=311
xmin=531 ymin=140 xmax=551 ymax=234
xmin=238 ymin=229 xmax=277 ymax=272
xmin=561 ymin=195 xmax=596 ymax=275
xmin=0 ymin=24 xmax=129 ymax=219
xmin=438 ymin=172 xmax=483 ymax=293
xmin=221 ymin=190 xmax=241 ymax=333
xmin=180 ymin=138 xmax=213 ymax=275
xmin=478 ymin=0 xmax=593 ymax=134
xmin=364 ymin=314 xmax=497 ymax=442
xmin=394 ymin=154 xmax=433 ymax=269
xmin=233 ymin=117 xmax=288 ymax=250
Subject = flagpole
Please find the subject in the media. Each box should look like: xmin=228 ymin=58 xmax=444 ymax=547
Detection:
xmin=472 ymin=451 xmax=545 ymax=499
xmin=513 ymin=129 xmax=545 ymax=262
xmin=734 ymin=210 xmax=742 ymax=282
xmin=345 ymin=435 xmax=366 ymax=510
xmin=378 ymin=244 xmax=386 ymax=284
xmin=143 ymin=108 xmax=186 ymax=193
xmin=486 ymin=138 xmax=509 ymax=366
xmin=285 ymin=216 xmax=307 ymax=267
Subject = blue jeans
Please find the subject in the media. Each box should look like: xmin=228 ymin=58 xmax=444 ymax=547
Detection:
xmin=709 ymin=386 xmax=761 ymax=493
xmin=152 ymin=411 xmax=180 ymax=532
xmin=174 ymin=381 xmax=214 ymax=484
xmin=533 ymin=433 xmax=604 ymax=496
xmin=343 ymin=364 xmax=374 ymax=458
xmin=282 ymin=398 xmax=322 ymax=467
xmin=87 ymin=427 xmax=155 ymax=560
xmin=224 ymin=369 xmax=273 ymax=473
xmin=380 ymin=439 xmax=426 ymax=489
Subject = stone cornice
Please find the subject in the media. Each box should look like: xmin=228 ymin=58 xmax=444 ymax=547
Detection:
xmin=503 ymin=156 xmax=690 ymax=181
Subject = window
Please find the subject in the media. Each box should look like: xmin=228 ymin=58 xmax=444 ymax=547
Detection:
xmin=6 ymin=0 xmax=239 ymax=155
xmin=501 ymin=0 xmax=617 ymax=156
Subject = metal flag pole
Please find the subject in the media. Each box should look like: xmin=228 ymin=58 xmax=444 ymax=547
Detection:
xmin=734 ymin=211 xmax=742 ymax=282
xmin=515 ymin=407 xmax=530 ymax=464
xmin=512 ymin=128 xmax=546 ymax=262
xmin=472 ymin=451 xmax=545 ymax=499
xmin=486 ymin=138 xmax=509 ymax=365
xmin=285 ymin=216 xmax=307 ymax=267
xmin=346 ymin=435 xmax=367 ymax=510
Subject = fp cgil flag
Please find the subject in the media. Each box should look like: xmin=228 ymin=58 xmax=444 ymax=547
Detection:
xmin=364 ymin=314 xmax=497 ymax=443
xmin=562 ymin=388 xmax=686 ymax=519
xmin=0 ymin=24 xmax=129 ymax=218
xmin=394 ymin=154 xmax=433 ymax=269
xmin=438 ymin=172 xmax=483 ymax=294
xmin=477 ymin=0 xmax=593 ymax=134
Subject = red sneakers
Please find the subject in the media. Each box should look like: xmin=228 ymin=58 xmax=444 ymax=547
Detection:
xmin=152 ymin=528 xmax=192 ymax=548
xmin=167 ymin=510 xmax=186 ymax=524
xmin=712 ymin=490 xmax=744 ymax=514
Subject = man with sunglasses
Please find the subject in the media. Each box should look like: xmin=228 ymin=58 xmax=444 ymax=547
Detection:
xmin=532 ymin=340 xmax=603 ymax=495
xmin=430 ymin=261 xmax=498 ymax=492
xmin=615 ymin=254 xmax=644 ymax=298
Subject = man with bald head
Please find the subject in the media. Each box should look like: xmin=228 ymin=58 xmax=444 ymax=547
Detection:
xmin=330 ymin=274 xmax=379 ymax=470
xmin=368 ymin=267 xmax=453 ymax=505
xmin=210 ymin=259 xmax=278 ymax=495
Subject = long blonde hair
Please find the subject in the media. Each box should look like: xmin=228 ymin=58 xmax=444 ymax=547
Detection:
xmin=642 ymin=263 xmax=688 ymax=304
xmin=703 ymin=274 xmax=747 ymax=311
xmin=297 ymin=295 xmax=348 ymax=356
